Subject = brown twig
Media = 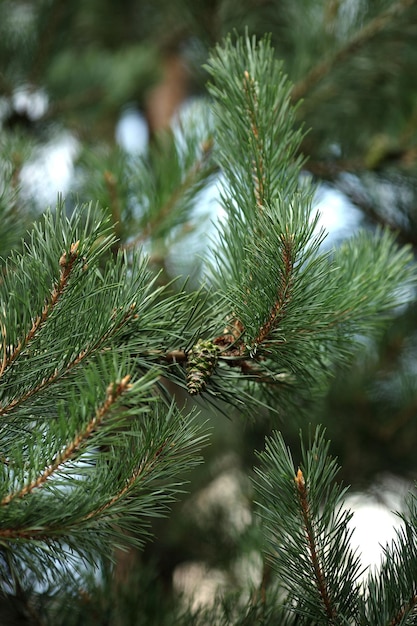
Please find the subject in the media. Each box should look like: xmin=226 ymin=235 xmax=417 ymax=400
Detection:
xmin=295 ymin=468 xmax=337 ymax=623
xmin=0 ymin=528 xmax=52 ymax=540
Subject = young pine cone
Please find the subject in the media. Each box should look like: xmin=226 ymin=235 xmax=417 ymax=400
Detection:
xmin=186 ymin=339 xmax=219 ymax=395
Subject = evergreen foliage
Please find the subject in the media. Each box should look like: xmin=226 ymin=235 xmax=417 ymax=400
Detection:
xmin=1 ymin=1 xmax=417 ymax=623
xmin=253 ymin=426 xmax=417 ymax=625
xmin=0 ymin=202 xmax=208 ymax=586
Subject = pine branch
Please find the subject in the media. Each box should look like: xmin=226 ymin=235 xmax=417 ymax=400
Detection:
xmin=0 ymin=380 xmax=207 ymax=572
xmin=0 ymin=202 xmax=155 ymax=422
xmin=362 ymin=494 xmax=417 ymax=625
xmin=389 ymin=596 xmax=417 ymax=626
xmin=242 ymin=69 xmax=266 ymax=210
xmin=1 ymin=375 xmax=132 ymax=506
xmin=254 ymin=427 xmax=362 ymax=623
xmin=76 ymin=105 xmax=215 ymax=271
xmin=82 ymin=437 xmax=168 ymax=523
xmin=195 ymin=34 xmax=415 ymax=406
xmin=253 ymin=229 xmax=295 ymax=346
xmin=0 ymin=201 xmax=210 ymax=592
xmin=294 ymin=467 xmax=337 ymax=623
xmin=291 ymin=0 xmax=417 ymax=102
xmin=122 ymin=135 xmax=214 ymax=250
xmin=0 ymin=240 xmax=80 ymax=379
xmin=0 ymin=303 xmax=137 ymax=418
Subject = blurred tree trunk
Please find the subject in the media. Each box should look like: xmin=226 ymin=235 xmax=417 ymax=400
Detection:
xmin=145 ymin=49 xmax=189 ymax=136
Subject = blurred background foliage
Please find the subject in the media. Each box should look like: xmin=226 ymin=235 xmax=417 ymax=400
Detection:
xmin=1 ymin=0 xmax=417 ymax=621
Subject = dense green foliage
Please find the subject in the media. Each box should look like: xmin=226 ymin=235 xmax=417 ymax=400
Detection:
xmin=1 ymin=1 xmax=417 ymax=623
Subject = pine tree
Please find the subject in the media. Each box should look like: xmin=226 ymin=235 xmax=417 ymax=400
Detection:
xmin=1 ymin=2 xmax=417 ymax=624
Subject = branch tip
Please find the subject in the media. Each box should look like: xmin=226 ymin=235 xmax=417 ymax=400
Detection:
xmin=59 ymin=240 xmax=80 ymax=268
xmin=295 ymin=468 xmax=305 ymax=490
xmin=120 ymin=374 xmax=132 ymax=388
xmin=106 ymin=375 xmax=132 ymax=400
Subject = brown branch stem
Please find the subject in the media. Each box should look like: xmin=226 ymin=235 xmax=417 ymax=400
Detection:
xmin=154 ymin=345 xmax=291 ymax=385
xmin=0 ymin=528 xmax=52 ymax=540
xmin=295 ymin=468 xmax=337 ymax=623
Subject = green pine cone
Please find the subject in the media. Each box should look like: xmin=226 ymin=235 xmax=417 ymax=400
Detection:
xmin=186 ymin=339 xmax=220 ymax=395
